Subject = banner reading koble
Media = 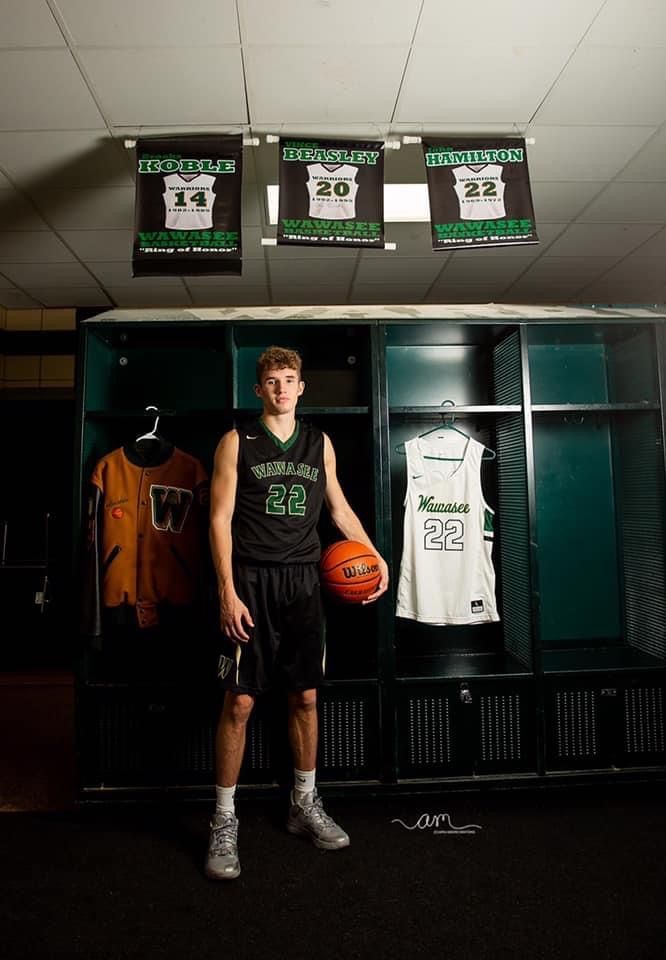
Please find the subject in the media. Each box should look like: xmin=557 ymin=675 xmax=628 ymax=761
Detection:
xmin=423 ymin=137 xmax=538 ymax=251
xmin=277 ymin=138 xmax=384 ymax=248
xmin=132 ymin=134 xmax=242 ymax=276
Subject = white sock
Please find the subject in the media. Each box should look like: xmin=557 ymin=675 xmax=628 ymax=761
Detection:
xmin=293 ymin=768 xmax=316 ymax=804
xmin=215 ymin=784 xmax=236 ymax=816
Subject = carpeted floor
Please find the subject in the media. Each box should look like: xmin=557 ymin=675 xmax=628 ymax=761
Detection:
xmin=1 ymin=782 xmax=664 ymax=960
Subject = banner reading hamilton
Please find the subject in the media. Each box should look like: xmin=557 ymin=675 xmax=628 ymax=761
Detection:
xmin=277 ymin=138 xmax=384 ymax=248
xmin=423 ymin=137 xmax=538 ymax=251
xmin=132 ymin=134 xmax=242 ymax=276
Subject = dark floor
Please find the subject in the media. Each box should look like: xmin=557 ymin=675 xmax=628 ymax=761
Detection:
xmin=1 ymin=781 xmax=665 ymax=960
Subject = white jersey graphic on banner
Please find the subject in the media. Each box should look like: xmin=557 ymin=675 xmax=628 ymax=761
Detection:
xmin=396 ymin=434 xmax=499 ymax=625
xmin=306 ymin=163 xmax=359 ymax=220
xmin=452 ymin=164 xmax=506 ymax=221
xmin=162 ymin=173 xmax=217 ymax=230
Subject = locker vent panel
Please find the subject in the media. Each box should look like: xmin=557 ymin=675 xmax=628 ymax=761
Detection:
xmin=496 ymin=413 xmax=531 ymax=668
xmin=97 ymin=699 xmax=141 ymax=775
xmin=614 ymin=413 xmax=666 ymax=661
xmin=321 ymin=698 xmax=368 ymax=770
xmin=493 ymin=331 xmax=522 ymax=405
xmin=624 ymin=687 xmax=665 ymax=756
xmin=555 ymin=690 xmax=599 ymax=759
xmin=172 ymin=721 xmax=214 ymax=774
xmin=480 ymin=694 xmax=522 ymax=762
xmin=244 ymin=714 xmax=272 ymax=771
xmin=407 ymin=696 xmax=452 ymax=766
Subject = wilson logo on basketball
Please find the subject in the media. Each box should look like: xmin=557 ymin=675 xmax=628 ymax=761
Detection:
xmin=320 ymin=539 xmax=382 ymax=604
xmin=343 ymin=562 xmax=379 ymax=579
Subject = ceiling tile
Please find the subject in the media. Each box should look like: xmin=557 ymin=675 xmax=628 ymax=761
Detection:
xmin=545 ymin=222 xmax=662 ymax=257
xmin=0 ymin=261 xmax=96 ymax=286
xmin=584 ymin=0 xmax=666 ymax=46
xmin=78 ymin=48 xmax=247 ymax=125
xmin=58 ymin=0 xmax=240 ymax=45
xmin=578 ymin=182 xmax=666 ymax=222
xmin=363 ymin=223 xmax=434 ymax=258
xmin=186 ymin=259 xmax=267 ymax=285
xmin=24 ymin=286 xmax=111 ymax=308
xmin=0 ymin=0 xmax=66 ymax=47
xmin=500 ymin=279 xmax=591 ymax=302
xmin=0 ymin=189 xmax=50 ymax=230
xmin=636 ymin=227 xmax=666 ymax=255
xmin=526 ymin=125 xmax=657 ymax=180
xmin=439 ymin=257 xmax=529 ymax=283
xmin=272 ymin=287 xmax=350 ymax=305
xmin=84 ymin=262 xmax=189 ymax=286
xmin=531 ymin=181 xmax=607 ymax=221
xmin=245 ymin=45 xmax=408 ymax=124
xmin=577 ymin=258 xmax=666 ymax=301
xmin=105 ymin=284 xmax=192 ymax=307
xmin=269 ymin=258 xmax=355 ymax=283
xmin=240 ymin=0 xmax=421 ymax=44
xmin=396 ymin=45 xmax=574 ymax=124
xmin=416 ymin=0 xmax=604 ymax=45
xmin=188 ymin=286 xmax=270 ymax=306
xmin=356 ymin=257 xmax=443 ymax=283
xmin=0 ymin=231 xmax=76 ymax=262
xmin=350 ymin=282 xmax=431 ymax=303
xmin=0 ymin=50 xmax=105 ymax=130
xmin=0 ymin=289 xmax=42 ymax=308
xmin=0 ymin=132 xmax=133 ymax=189
xmin=618 ymin=127 xmax=666 ymax=181
xmin=536 ymin=46 xmax=666 ymax=124
xmin=516 ymin=256 xmax=622 ymax=281
xmin=30 ymin=187 xmax=135 ymax=230
xmin=59 ymin=230 xmax=134 ymax=261
xmin=423 ymin=285 xmax=508 ymax=304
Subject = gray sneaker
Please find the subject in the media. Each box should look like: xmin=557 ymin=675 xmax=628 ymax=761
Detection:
xmin=205 ymin=811 xmax=240 ymax=880
xmin=287 ymin=789 xmax=350 ymax=850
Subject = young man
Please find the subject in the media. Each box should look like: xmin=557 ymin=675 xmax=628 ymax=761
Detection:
xmin=206 ymin=346 xmax=388 ymax=880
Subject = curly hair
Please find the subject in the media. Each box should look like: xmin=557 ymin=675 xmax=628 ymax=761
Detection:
xmin=256 ymin=345 xmax=303 ymax=383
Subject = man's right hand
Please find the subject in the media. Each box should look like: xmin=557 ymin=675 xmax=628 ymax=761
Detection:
xmin=220 ymin=590 xmax=255 ymax=643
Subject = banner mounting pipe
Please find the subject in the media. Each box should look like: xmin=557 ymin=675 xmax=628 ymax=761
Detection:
xmin=123 ymin=137 xmax=259 ymax=148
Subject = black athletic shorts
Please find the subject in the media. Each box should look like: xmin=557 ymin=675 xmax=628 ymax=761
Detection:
xmin=217 ymin=563 xmax=325 ymax=695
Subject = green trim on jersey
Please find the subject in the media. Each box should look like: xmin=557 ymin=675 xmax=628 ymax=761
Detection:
xmin=259 ymin=418 xmax=300 ymax=452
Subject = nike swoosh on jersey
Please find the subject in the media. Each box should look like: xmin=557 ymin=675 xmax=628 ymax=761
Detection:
xmin=246 ymin=435 xmax=258 ymax=439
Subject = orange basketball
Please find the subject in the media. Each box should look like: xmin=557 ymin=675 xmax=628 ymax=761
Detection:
xmin=320 ymin=539 xmax=381 ymax=603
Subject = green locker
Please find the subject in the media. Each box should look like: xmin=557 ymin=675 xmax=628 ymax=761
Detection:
xmin=73 ymin=307 xmax=666 ymax=797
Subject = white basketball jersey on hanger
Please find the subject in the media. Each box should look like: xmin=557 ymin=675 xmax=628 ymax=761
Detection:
xmin=396 ymin=434 xmax=499 ymax=625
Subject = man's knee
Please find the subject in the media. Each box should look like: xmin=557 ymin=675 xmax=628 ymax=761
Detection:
xmin=289 ymin=688 xmax=317 ymax=714
xmin=223 ymin=691 xmax=255 ymax=727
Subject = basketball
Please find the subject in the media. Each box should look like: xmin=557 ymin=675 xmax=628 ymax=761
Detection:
xmin=320 ymin=539 xmax=381 ymax=603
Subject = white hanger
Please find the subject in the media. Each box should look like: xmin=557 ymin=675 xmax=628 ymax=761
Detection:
xmin=135 ymin=405 xmax=161 ymax=442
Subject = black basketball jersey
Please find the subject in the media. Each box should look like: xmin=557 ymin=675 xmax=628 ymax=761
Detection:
xmin=233 ymin=419 xmax=326 ymax=564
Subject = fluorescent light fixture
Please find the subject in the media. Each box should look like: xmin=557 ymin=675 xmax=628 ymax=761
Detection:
xmin=266 ymin=183 xmax=430 ymax=225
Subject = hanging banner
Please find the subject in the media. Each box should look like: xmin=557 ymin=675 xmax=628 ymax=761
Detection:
xmin=277 ymin=137 xmax=384 ymax=248
xmin=422 ymin=137 xmax=538 ymax=251
xmin=132 ymin=134 xmax=242 ymax=276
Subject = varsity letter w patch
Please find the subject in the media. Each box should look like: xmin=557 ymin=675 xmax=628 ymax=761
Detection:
xmin=150 ymin=485 xmax=193 ymax=533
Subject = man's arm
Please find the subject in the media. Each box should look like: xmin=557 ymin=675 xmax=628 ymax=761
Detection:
xmin=322 ymin=433 xmax=389 ymax=603
xmin=209 ymin=429 xmax=254 ymax=641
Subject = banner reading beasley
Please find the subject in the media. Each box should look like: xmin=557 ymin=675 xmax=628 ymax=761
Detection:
xmin=132 ymin=134 xmax=242 ymax=276
xmin=277 ymin=137 xmax=384 ymax=248
xmin=423 ymin=137 xmax=538 ymax=251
